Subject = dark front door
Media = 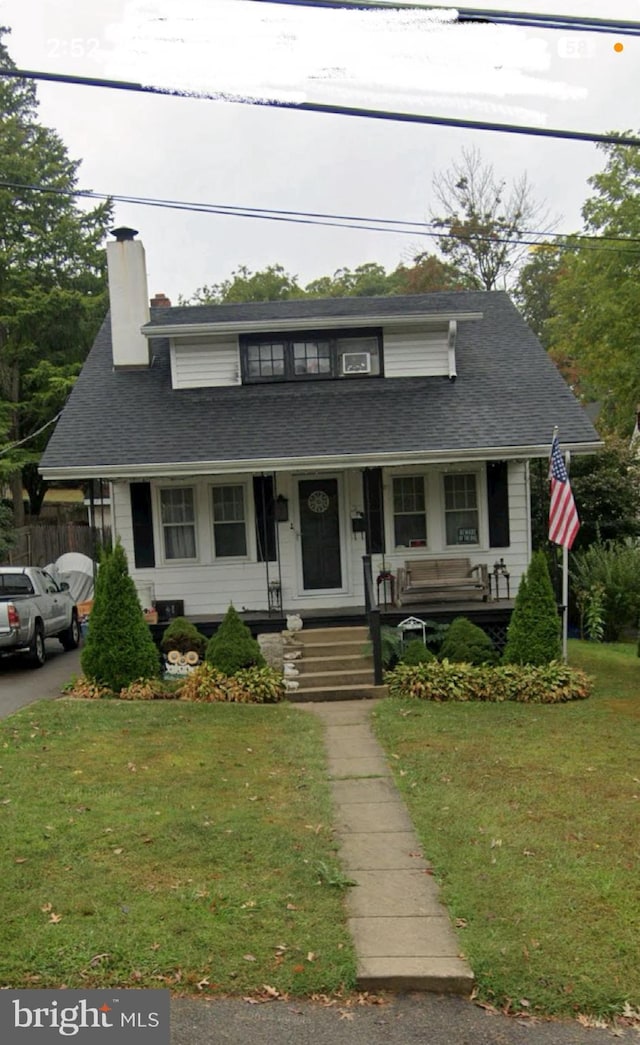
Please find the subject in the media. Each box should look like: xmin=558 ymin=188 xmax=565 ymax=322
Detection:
xmin=299 ymin=478 xmax=342 ymax=590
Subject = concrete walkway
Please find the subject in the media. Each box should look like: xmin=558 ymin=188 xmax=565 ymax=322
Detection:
xmin=300 ymin=699 xmax=474 ymax=995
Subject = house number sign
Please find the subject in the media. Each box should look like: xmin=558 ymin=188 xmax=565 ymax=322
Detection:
xmin=307 ymin=490 xmax=330 ymax=513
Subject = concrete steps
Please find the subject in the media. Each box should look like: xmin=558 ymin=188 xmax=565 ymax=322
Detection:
xmin=286 ymin=625 xmax=386 ymax=702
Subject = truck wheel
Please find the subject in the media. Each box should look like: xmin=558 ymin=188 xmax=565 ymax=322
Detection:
xmin=59 ymin=612 xmax=81 ymax=651
xmin=29 ymin=623 xmax=46 ymax=668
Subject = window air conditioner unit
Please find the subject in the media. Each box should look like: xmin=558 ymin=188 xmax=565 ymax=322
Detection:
xmin=341 ymin=351 xmax=371 ymax=375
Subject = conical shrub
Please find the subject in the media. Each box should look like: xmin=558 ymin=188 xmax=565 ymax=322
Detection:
xmin=439 ymin=616 xmax=498 ymax=665
xmin=502 ymin=550 xmax=561 ymax=665
xmin=81 ymin=542 xmax=160 ymax=690
xmin=205 ymin=604 xmax=265 ymax=676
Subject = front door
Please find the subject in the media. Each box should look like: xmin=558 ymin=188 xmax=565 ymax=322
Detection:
xmin=298 ymin=478 xmax=342 ymax=590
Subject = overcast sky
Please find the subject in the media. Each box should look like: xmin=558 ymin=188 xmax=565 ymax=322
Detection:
xmin=1 ymin=0 xmax=639 ymax=301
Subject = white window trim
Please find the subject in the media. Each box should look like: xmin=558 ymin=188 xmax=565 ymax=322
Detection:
xmin=385 ymin=466 xmax=489 ymax=553
xmin=209 ymin=479 xmax=255 ymax=562
xmin=155 ymin=484 xmax=200 ymax=565
xmin=442 ymin=471 xmax=482 ymax=549
xmin=390 ymin=473 xmax=430 ymax=552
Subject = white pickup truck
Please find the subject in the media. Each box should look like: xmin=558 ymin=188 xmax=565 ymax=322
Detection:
xmin=0 ymin=566 xmax=81 ymax=668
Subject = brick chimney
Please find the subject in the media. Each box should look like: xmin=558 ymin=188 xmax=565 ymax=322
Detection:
xmin=150 ymin=292 xmax=172 ymax=308
xmin=106 ymin=227 xmax=151 ymax=368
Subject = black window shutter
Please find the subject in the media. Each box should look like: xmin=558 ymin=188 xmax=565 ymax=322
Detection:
xmin=130 ymin=483 xmax=156 ymax=568
xmin=487 ymin=461 xmax=510 ymax=548
xmin=363 ymin=468 xmax=385 ymax=555
xmin=254 ymin=476 xmax=277 ymax=562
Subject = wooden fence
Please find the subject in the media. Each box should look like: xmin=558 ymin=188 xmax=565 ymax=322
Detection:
xmin=1 ymin=524 xmax=111 ymax=567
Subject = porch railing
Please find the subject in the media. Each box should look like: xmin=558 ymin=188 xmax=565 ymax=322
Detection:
xmin=362 ymin=554 xmax=383 ymax=686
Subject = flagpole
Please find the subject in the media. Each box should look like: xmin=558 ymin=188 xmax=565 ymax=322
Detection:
xmin=562 ymin=450 xmax=571 ymax=663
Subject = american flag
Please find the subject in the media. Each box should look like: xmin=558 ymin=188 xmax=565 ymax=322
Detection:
xmin=548 ymin=434 xmax=580 ymax=549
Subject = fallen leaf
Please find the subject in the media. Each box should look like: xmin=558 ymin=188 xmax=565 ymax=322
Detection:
xmin=243 ymin=954 xmax=256 ymax=962
xmin=455 ymin=918 xmax=468 ymax=928
xmin=286 ymin=903 xmax=298 ymax=911
xmin=307 ymin=951 xmax=316 ymax=962
xmin=41 ymin=903 xmax=53 ymax=913
xmin=14 ymin=857 xmax=27 ymax=864
xmin=113 ymin=848 xmax=124 ymax=855
xmin=49 ymin=913 xmax=62 ymax=923
xmin=197 ymin=978 xmax=209 ymax=991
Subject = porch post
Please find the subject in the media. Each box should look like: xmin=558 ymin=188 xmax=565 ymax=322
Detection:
xmin=363 ymin=554 xmax=383 ymax=686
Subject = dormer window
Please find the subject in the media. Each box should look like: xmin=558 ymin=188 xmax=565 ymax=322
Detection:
xmin=240 ymin=328 xmax=382 ymax=383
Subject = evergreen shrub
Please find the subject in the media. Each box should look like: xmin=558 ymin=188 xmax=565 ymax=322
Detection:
xmin=205 ymin=604 xmax=266 ymax=675
xmin=160 ymin=616 xmax=207 ymax=658
xmin=400 ymin=639 xmax=435 ymax=666
xmin=81 ymin=542 xmax=160 ymax=691
xmin=438 ymin=616 xmax=498 ymax=665
xmin=502 ymin=551 xmax=561 ymax=665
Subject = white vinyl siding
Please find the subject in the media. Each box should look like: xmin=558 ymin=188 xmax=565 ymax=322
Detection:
xmin=382 ymin=325 xmax=449 ymax=377
xmin=171 ymin=336 xmax=240 ymax=388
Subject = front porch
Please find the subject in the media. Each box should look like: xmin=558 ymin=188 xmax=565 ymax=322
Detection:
xmin=150 ymin=597 xmax=514 ymax=650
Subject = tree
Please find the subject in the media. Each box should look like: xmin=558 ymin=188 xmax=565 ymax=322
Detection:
xmin=392 ymin=252 xmax=466 ymax=295
xmin=306 ymin=262 xmax=392 ymax=298
xmin=514 ymin=243 xmax=563 ymax=347
xmin=183 ymin=263 xmax=303 ymax=305
xmin=81 ymin=542 xmax=160 ymax=691
xmin=546 ymin=138 xmax=640 ymax=435
xmin=0 ymin=28 xmax=112 ymax=522
xmin=0 ymin=499 xmax=14 ymax=561
xmin=529 ymin=436 xmax=640 ymax=553
xmin=502 ymin=551 xmax=561 ymax=665
xmin=430 ymin=147 xmax=555 ymax=291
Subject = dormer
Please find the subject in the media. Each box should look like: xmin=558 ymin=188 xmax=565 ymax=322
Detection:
xmin=145 ymin=306 xmax=480 ymax=390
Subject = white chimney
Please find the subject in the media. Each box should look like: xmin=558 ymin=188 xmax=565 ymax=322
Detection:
xmin=107 ymin=227 xmax=151 ymax=368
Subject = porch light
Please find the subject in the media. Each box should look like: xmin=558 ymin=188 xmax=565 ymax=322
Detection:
xmin=492 ymin=558 xmax=511 ymax=600
xmin=275 ymin=494 xmax=289 ymax=522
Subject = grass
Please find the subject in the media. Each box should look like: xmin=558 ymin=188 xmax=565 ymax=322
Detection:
xmin=0 ymin=699 xmax=356 ymax=995
xmin=372 ymin=639 xmax=640 ymax=1019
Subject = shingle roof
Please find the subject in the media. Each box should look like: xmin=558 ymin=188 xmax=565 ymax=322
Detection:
xmin=40 ymin=291 xmax=600 ymax=476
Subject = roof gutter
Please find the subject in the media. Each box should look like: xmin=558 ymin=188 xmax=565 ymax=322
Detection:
xmin=40 ymin=440 xmax=604 ymax=481
xmin=143 ymin=311 xmax=483 ymax=338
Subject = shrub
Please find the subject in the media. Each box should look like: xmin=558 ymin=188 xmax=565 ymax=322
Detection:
xmin=177 ymin=662 xmax=283 ymax=703
xmin=234 ymin=665 xmax=285 ymax=703
xmin=160 ymin=616 xmax=207 ymax=658
xmin=400 ymin=639 xmax=435 ymax=666
xmin=205 ymin=604 xmax=265 ymax=675
xmin=386 ymin=659 xmax=592 ymax=704
xmin=119 ymin=678 xmax=176 ymax=701
xmin=438 ymin=616 xmax=498 ymax=665
xmin=63 ymin=675 xmax=113 ymax=700
xmin=502 ymin=551 xmax=561 ymax=665
xmin=178 ymin=663 xmax=244 ymax=702
xmin=570 ymin=540 xmax=640 ymax=642
xmin=81 ymin=542 xmax=161 ymax=691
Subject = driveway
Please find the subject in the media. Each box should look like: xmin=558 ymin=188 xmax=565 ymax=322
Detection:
xmin=0 ymin=640 xmax=81 ymax=719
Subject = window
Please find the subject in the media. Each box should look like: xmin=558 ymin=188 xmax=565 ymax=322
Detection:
xmin=212 ymin=485 xmax=247 ymax=557
xmin=241 ymin=328 xmax=382 ymax=383
xmin=444 ymin=473 xmax=479 ymax=545
xmin=160 ymin=487 xmax=197 ymax=560
xmin=393 ymin=476 xmax=427 ymax=547
xmin=247 ymin=342 xmax=285 ymax=379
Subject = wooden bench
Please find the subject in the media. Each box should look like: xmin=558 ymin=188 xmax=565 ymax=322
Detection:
xmin=396 ymin=557 xmax=490 ymax=605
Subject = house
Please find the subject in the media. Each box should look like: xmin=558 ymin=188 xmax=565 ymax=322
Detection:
xmin=39 ymin=228 xmax=600 ymax=630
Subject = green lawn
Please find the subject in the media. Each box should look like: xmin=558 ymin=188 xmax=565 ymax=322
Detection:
xmin=372 ymin=640 xmax=640 ymax=1018
xmin=0 ymin=699 xmax=356 ymax=995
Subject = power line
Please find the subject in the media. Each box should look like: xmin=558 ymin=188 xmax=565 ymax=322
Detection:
xmin=2 ymin=178 xmax=640 ymax=257
xmin=0 ymin=413 xmax=62 ymax=457
xmin=2 ymin=68 xmax=640 ymax=149
xmin=243 ymin=0 xmax=640 ymax=36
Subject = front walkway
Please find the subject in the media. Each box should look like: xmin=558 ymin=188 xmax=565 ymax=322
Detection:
xmin=300 ymin=699 xmax=474 ymax=993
